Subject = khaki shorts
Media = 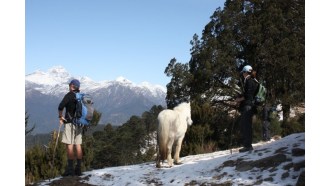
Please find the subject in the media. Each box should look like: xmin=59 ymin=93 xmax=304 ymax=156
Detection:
xmin=61 ymin=123 xmax=82 ymax=145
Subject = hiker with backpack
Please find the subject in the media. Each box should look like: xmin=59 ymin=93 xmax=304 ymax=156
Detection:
xmin=235 ymin=65 xmax=259 ymax=153
xmin=58 ymin=79 xmax=84 ymax=176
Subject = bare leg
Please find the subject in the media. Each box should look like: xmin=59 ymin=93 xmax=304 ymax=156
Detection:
xmin=75 ymin=144 xmax=83 ymax=159
xmin=66 ymin=144 xmax=75 ymax=159
xmin=63 ymin=144 xmax=75 ymax=176
xmin=74 ymin=144 xmax=83 ymax=175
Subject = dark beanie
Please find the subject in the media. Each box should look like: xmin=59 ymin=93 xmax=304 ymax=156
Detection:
xmin=69 ymin=79 xmax=80 ymax=88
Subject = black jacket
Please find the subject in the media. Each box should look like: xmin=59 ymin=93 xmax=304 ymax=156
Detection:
xmin=58 ymin=91 xmax=77 ymax=122
xmin=241 ymin=76 xmax=258 ymax=107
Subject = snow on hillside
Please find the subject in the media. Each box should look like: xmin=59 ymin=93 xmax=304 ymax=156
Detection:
xmin=37 ymin=133 xmax=305 ymax=186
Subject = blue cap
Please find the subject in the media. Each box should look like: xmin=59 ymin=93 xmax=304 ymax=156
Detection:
xmin=69 ymin=79 xmax=80 ymax=88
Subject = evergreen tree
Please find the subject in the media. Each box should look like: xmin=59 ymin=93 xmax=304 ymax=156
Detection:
xmin=91 ymin=106 xmax=161 ymax=168
xmin=142 ymin=105 xmax=164 ymax=145
xmin=241 ymin=0 xmax=305 ymax=123
xmin=165 ymin=58 xmax=192 ymax=109
xmin=91 ymin=124 xmax=114 ymax=168
xmin=166 ymin=0 xmax=304 ymax=152
xmin=25 ymin=131 xmax=66 ymax=184
xmin=82 ymin=109 xmax=102 ymax=169
xmin=25 ymin=111 xmax=35 ymax=135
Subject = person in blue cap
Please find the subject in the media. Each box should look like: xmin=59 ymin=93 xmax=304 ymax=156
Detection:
xmin=58 ymin=79 xmax=83 ymax=176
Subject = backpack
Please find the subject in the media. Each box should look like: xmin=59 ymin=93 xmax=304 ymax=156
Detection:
xmin=253 ymin=79 xmax=267 ymax=106
xmin=269 ymin=110 xmax=277 ymax=120
xmin=72 ymin=93 xmax=94 ymax=127
xmin=268 ymin=106 xmax=278 ymax=120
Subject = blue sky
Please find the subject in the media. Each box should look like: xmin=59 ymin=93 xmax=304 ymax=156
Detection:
xmin=26 ymin=0 xmax=225 ymax=87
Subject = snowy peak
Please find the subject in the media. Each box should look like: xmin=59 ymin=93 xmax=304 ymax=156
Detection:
xmin=26 ymin=66 xmax=71 ymax=86
xmin=139 ymin=81 xmax=167 ymax=94
xmin=113 ymin=77 xmax=166 ymax=94
xmin=47 ymin=65 xmax=70 ymax=78
xmin=25 ymin=66 xmax=166 ymax=96
xmin=115 ymin=76 xmax=133 ymax=84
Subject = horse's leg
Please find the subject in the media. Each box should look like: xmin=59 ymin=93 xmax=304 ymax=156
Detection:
xmin=174 ymin=137 xmax=184 ymax=165
xmin=167 ymin=138 xmax=174 ymax=167
xmin=156 ymin=146 xmax=161 ymax=168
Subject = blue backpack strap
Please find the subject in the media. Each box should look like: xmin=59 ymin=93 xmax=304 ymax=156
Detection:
xmin=75 ymin=92 xmax=85 ymax=100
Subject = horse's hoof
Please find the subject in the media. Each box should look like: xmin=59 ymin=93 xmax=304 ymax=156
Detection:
xmin=174 ymin=162 xmax=183 ymax=165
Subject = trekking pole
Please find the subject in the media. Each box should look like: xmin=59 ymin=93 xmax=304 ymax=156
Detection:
xmin=52 ymin=122 xmax=63 ymax=166
xmin=229 ymin=108 xmax=238 ymax=155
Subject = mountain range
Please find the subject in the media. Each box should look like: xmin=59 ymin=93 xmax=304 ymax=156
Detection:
xmin=25 ymin=66 xmax=167 ymax=134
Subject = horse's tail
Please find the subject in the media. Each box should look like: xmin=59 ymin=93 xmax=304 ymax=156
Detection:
xmin=157 ymin=112 xmax=169 ymax=162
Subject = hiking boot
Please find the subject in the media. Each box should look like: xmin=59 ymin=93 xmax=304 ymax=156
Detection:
xmin=62 ymin=166 xmax=74 ymax=177
xmin=239 ymin=146 xmax=254 ymax=153
xmin=75 ymin=159 xmax=82 ymax=176
xmin=62 ymin=159 xmax=74 ymax=177
xmin=75 ymin=165 xmax=82 ymax=176
xmin=263 ymin=138 xmax=271 ymax=142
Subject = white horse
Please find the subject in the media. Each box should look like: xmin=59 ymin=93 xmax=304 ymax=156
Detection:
xmin=156 ymin=102 xmax=193 ymax=168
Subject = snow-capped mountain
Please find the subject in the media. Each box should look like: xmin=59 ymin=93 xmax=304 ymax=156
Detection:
xmin=25 ymin=66 xmax=167 ymax=134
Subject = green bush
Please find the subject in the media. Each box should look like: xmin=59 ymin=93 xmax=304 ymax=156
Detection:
xmin=270 ymin=118 xmax=282 ymax=137
xmin=281 ymin=113 xmax=305 ymax=137
xmin=25 ymin=131 xmax=67 ymax=185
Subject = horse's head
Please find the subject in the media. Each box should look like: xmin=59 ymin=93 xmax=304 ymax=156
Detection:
xmin=174 ymin=101 xmax=193 ymax=126
xmin=186 ymin=116 xmax=193 ymax=126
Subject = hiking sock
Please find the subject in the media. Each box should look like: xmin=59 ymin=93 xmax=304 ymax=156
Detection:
xmin=62 ymin=159 xmax=74 ymax=176
xmin=75 ymin=159 xmax=82 ymax=176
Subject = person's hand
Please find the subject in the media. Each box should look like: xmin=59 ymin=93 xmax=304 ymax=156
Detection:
xmin=59 ymin=116 xmax=66 ymax=125
xmin=235 ymin=97 xmax=244 ymax=103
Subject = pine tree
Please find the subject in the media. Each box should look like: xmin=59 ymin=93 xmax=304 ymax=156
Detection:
xmin=164 ymin=58 xmax=192 ymax=109
xmin=25 ymin=111 xmax=35 ymax=135
xmin=166 ymin=0 xmax=304 ymax=150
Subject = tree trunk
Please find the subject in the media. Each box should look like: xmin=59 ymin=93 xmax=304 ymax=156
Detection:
xmin=282 ymin=103 xmax=290 ymax=123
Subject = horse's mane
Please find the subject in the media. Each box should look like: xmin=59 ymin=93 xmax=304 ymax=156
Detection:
xmin=173 ymin=102 xmax=190 ymax=112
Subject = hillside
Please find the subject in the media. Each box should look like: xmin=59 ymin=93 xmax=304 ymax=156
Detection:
xmin=36 ymin=132 xmax=305 ymax=186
